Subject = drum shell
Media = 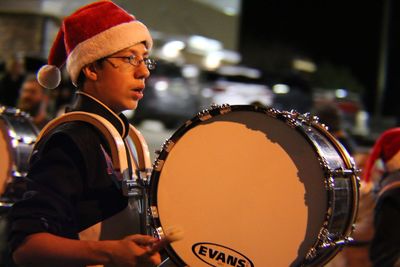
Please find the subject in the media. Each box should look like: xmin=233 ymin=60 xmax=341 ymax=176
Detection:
xmin=149 ymin=105 xmax=359 ymax=267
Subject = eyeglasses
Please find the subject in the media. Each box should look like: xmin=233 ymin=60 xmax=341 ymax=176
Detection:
xmin=105 ymin=55 xmax=156 ymax=70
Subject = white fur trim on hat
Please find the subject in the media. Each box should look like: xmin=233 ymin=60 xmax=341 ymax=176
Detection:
xmin=67 ymin=20 xmax=152 ymax=86
xmin=37 ymin=64 xmax=62 ymax=89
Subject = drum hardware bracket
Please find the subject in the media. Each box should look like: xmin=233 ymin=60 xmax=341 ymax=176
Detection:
xmin=122 ymin=179 xmax=144 ymax=198
xmin=218 ymin=103 xmax=231 ymax=114
xmin=279 ymin=110 xmax=300 ymax=128
xmin=139 ymin=168 xmax=152 ymax=184
xmin=319 ymin=157 xmax=358 ymax=178
xmin=162 ymin=139 xmax=175 ymax=153
xmin=155 ymin=226 xmax=165 ymax=240
xmin=299 ymin=112 xmax=320 ymax=126
xmin=317 ymin=227 xmax=354 ymax=249
xmin=197 ymin=109 xmax=212 ymax=121
xmin=319 ymin=236 xmax=354 ymax=249
xmin=305 ymin=247 xmax=318 ymax=261
xmin=329 ymin=168 xmax=357 ymax=177
xmin=11 ymin=170 xmax=27 ymax=179
xmin=154 ymin=159 xmax=165 ymax=172
xmin=305 ymin=231 xmax=354 ymax=261
xmin=150 ymin=206 xmax=159 ymax=218
xmin=196 ymin=103 xmax=233 ymax=124
xmin=265 ymin=107 xmax=279 ymax=118
xmin=10 ymin=134 xmax=36 ymax=145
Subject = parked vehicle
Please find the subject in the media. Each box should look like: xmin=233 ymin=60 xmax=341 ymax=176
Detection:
xmin=200 ymin=65 xmax=274 ymax=108
xmin=133 ymin=61 xmax=202 ymax=129
xmin=313 ymin=88 xmax=369 ymax=137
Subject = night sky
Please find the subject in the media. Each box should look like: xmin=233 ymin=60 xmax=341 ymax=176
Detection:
xmin=239 ymin=0 xmax=399 ymax=116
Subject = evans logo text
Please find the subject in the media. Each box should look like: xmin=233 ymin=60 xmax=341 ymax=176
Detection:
xmin=192 ymin=242 xmax=254 ymax=267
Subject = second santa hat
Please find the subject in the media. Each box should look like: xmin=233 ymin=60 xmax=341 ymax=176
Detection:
xmin=363 ymin=127 xmax=400 ymax=182
xmin=37 ymin=0 xmax=153 ymax=89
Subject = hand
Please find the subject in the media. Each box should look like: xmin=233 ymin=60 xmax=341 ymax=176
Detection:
xmin=108 ymin=235 xmax=161 ymax=267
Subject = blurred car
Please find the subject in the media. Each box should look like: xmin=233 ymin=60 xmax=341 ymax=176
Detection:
xmin=269 ymin=73 xmax=314 ymax=114
xmin=133 ymin=61 xmax=202 ymax=129
xmin=313 ymin=88 xmax=369 ymax=137
xmin=200 ymin=65 xmax=274 ymax=108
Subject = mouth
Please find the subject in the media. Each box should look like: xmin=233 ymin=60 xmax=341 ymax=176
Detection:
xmin=131 ymin=88 xmax=144 ymax=100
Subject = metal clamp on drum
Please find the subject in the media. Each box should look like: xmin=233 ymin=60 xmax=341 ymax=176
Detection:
xmin=122 ymin=178 xmax=144 ymax=198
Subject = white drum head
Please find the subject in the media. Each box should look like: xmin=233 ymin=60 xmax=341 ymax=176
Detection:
xmin=152 ymin=110 xmax=328 ymax=267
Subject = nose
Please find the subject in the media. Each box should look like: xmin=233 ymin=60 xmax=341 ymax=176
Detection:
xmin=134 ymin=62 xmax=150 ymax=80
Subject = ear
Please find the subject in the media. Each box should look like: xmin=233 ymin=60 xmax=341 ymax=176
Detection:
xmin=81 ymin=64 xmax=98 ymax=81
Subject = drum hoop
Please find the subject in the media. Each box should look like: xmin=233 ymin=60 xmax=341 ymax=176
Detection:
xmin=0 ymin=108 xmax=38 ymax=187
xmin=149 ymin=104 xmax=360 ymax=266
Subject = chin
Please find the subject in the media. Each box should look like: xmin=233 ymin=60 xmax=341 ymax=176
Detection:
xmin=119 ymin=101 xmax=138 ymax=112
xmin=129 ymin=103 xmax=138 ymax=111
xmin=130 ymin=101 xmax=139 ymax=110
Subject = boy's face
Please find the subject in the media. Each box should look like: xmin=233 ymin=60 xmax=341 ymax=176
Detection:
xmin=88 ymin=42 xmax=151 ymax=113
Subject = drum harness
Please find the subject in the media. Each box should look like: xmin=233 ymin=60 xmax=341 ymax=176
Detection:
xmin=35 ymin=111 xmax=153 ymax=235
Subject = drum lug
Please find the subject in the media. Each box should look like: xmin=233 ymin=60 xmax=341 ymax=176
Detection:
xmin=279 ymin=110 xmax=300 ymax=128
xmin=197 ymin=109 xmax=212 ymax=121
xmin=301 ymin=112 xmax=320 ymax=126
xmin=154 ymin=159 xmax=165 ymax=172
xmin=219 ymin=104 xmax=231 ymax=114
xmin=305 ymin=248 xmax=318 ymax=261
xmin=162 ymin=139 xmax=175 ymax=153
xmin=155 ymin=226 xmax=165 ymax=240
xmin=150 ymin=206 xmax=159 ymax=218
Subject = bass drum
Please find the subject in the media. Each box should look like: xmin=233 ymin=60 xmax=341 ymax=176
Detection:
xmin=150 ymin=105 xmax=359 ymax=267
xmin=0 ymin=106 xmax=38 ymax=203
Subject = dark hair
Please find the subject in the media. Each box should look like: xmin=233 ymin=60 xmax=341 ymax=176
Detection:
xmin=76 ymin=58 xmax=106 ymax=89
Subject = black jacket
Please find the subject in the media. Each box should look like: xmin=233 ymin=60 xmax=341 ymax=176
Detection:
xmin=370 ymin=171 xmax=400 ymax=267
xmin=8 ymin=92 xmax=131 ymax=253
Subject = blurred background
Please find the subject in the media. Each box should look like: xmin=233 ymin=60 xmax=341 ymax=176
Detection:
xmin=1 ymin=1 xmax=400 ymax=266
xmin=0 ymin=0 xmax=399 ymax=153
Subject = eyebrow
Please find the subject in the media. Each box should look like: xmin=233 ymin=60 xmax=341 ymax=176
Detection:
xmin=119 ymin=48 xmax=149 ymax=57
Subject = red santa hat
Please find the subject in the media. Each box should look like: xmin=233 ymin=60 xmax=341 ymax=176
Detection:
xmin=363 ymin=127 xmax=400 ymax=182
xmin=37 ymin=0 xmax=153 ymax=89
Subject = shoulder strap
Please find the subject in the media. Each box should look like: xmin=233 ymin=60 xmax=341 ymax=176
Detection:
xmin=126 ymin=125 xmax=152 ymax=180
xmin=36 ymin=111 xmax=130 ymax=177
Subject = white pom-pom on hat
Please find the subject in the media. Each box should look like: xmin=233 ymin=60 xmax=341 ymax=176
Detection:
xmin=37 ymin=65 xmax=62 ymax=89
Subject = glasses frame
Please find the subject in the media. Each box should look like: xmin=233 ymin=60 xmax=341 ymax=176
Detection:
xmin=104 ymin=55 xmax=156 ymax=70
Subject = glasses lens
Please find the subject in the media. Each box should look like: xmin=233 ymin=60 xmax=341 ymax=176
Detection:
xmin=145 ymin=58 xmax=156 ymax=70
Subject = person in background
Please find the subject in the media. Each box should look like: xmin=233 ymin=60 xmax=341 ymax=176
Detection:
xmin=0 ymin=55 xmax=26 ymax=107
xmin=16 ymin=74 xmax=51 ymax=129
xmin=313 ymin=103 xmax=357 ymax=155
xmin=7 ymin=1 xmax=163 ymax=266
xmin=363 ymin=128 xmax=400 ymax=267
